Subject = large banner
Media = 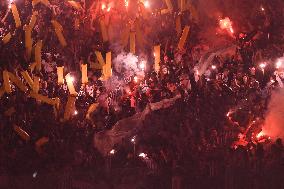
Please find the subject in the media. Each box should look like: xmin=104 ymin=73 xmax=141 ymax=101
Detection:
xmin=94 ymin=95 xmax=181 ymax=156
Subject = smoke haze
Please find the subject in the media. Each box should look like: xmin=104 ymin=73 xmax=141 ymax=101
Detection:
xmin=263 ymin=88 xmax=284 ymax=140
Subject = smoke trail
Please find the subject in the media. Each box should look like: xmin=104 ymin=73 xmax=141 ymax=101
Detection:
xmin=197 ymin=44 xmax=236 ymax=76
xmin=263 ymin=88 xmax=284 ymax=140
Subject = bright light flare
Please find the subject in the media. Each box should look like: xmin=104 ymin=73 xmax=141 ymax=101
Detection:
xmin=256 ymin=131 xmax=265 ymax=139
xmin=8 ymin=0 xmax=13 ymax=9
xmin=139 ymin=153 xmax=147 ymax=159
xmin=134 ymin=76 xmax=138 ymax=83
xmin=131 ymin=136 xmax=136 ymax=143
xmin=110 ymin=149 xmax=115 ymax=155
xmin=74 ymin=110 xmax=78 ymax=115
xmin=125 ymin=0 xmax=129 ymax=7
xmin=66 ymin=75 xmax=75 ymax=83
xmin=144 ymin=1 xmax=150 ymax=8
xmin=219 ymin=17 xmax=234 ymax=34
xmin=195 ymin=70 xmax=199 ymax=75
xmin=107 ymin=6 xmax=111 ymax=12
xmin=139 ymin=61 xmax=146 ymax=70
xmin=211 ymin=65 xmax=217 ymax=70
xmin=259 ymin=63 xmax=266 ymax=69
xmin=260 ymin=6 xmax=265 ymax=11
xmin=276 ymin=60 xmax=282 ymax=69
xmin=226 ymin=111 xmax=231 ymax=117
xmin=33 ymin=172 xmax=37 ymax=178
xmin=101 ymin=3 xmax=106 ymax=10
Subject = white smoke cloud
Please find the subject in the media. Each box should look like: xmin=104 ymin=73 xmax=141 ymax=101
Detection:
xmin=263 ymin=88 xmax=284 ymax=140
xmin=113 ymin=52 xmax=146 ymax=79
xmin=102 ymin=52 xmax=145 ymax=92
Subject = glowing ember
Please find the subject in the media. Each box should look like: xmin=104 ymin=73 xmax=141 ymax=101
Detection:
xmin=219 ymin=17 xmax=234 ymax=34
xmin=139 ymin=153 xmax=147 ymax=158
xmin=259 ymin=63 xmax=266 ymax=69
xmin=261 ymin=7 xmax=265 ymax=11
xmin=131 ymin=136 xmax=136 ymax=143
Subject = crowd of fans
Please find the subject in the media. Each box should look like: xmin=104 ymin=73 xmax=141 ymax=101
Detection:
xmin=0 ymin=0 xmax=284 ymax=188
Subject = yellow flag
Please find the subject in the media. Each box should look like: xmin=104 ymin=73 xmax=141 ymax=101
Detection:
xmin=14 ymin=125 xmax=30 ymax=141
xmin=8 ymin=72 xmax=28 ymax=92
xmin=35 ymin=137 xmax=49 ymax=153
xmin=65 ymin=73 xmax=77 ymax=95
xmin=95 ymin=51 xmax=106 ymax=66
xmin=21 ymin=71 xmax=33 ymax=88
xmin=57 ymin=66 xmax=64 ymax=84
xmin=178 ymin=26 xmax=190 ymax=50
xmin=105 ymin=52 xmax=112 ymax=78
xmin=64 ymin=95 xmax=77 ymax=121
xmin=161 ymin=9 xmax=170 ymax=15
xmin=130 ymin=32 xmax=136 ymax=54
xmin=11 ymin=3 xmax=21 ymax=28
xmin=90 ymin=59 xmax=102 ymax=70
xmin=32 ymin=76 xmax=40 ymax=93
xmin=32 ymin=0 xmax=50 ymax=7
xmin=164 ymin=0 xmax=173 ymax=13
xmin=68 ymin=1 xmax=83 ymax=10
xmin=175 ymin=15 xmax=182 ymax=36
xmin=32 ymin=0 xmax=41 ymax=6
xmin=24 ymin=25 xmax=33 ymax=59
xmin=154 ymin=45 xmax=161 ymax=73
xmin=29 ymin=11 xmax=38 ymax=29
xmin=3 ymin=71 xmax=11 ymax=93
xmin=35 ymin=40 xmax=43 ymax=71
xmin=2 ymin=33 xmax=12 ymax=44
xmin=51 ymin=20 xmax=67 ymax=47
xmin=81 ymin=64 xmax=88 ymax=84
xmin=100 ymin=52 xmax=112 ymax=80
xmin=29 ymin=62 xmax=37 ymax=72
xmin=40 ymin=0 xmax=50 ymax=7
xmin=86 ymin=103 xmax=99 ymax=120
xmin=179 ymin=0 xmax=186 ymax=12
xmin=30 ymin=92 xmax=59 ymax=106
xmin=51 ymin=20 xmax=63 ymax=31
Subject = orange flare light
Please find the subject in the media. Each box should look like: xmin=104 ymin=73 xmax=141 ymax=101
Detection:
xmin=256 ymin=131 xmax=265 ymax=139
xmin=125 ymin=0 xmax=129 ymax=7
xmin=219 ymin=17 xmax=234 ymax=34
xmin=101 ymin=3 xmax=106 ymax=10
